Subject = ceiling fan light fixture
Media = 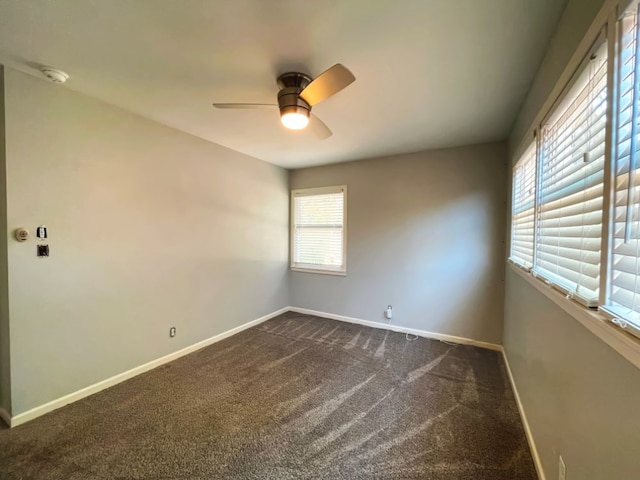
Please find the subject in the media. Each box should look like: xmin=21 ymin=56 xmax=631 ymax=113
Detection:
xmin=213 ymin=64 xmax=355 ymax=139
xmin=280 ymin=106 xmax=310 ymax=130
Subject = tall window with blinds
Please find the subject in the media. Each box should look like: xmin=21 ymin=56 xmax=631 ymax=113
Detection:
xmin=291 ymin=186 xmax=347 ymax=274
xmin=534 ymin=38 xmax=608 ymax=306
xmin=604 ymin=3 xmax=640 ymax=337
xmin=511 ymin=142 xmax=537 ymax=268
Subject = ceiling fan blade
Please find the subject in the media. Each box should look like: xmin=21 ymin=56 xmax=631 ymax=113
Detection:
xmin=299 ymin=64 xmax=355 ymax=106
xmin=212 ymin=103 xmax=277 ymax=109
xmin=309 ymin=114 xmax=333 ymax=139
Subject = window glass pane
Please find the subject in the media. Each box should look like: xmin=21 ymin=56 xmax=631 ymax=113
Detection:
xmin=534 ymin=39 xmax=608 ymax=306
xmin=605 ymin=3 xmax=640 ymax=334
xmin=292 ymin=187 xmax=345 ymax=271
xmin=510 ymin=142 xmax=536 ymax=268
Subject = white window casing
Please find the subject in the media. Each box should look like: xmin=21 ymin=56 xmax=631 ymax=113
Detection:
xmin=291 ymin=185 xmax=347 ymax=275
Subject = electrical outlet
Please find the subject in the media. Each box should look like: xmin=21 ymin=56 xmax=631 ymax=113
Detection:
xmin=169 ymin=327 xmax=176 ymax=338
xmin=559 ymin=455 xmax=566 ymax=480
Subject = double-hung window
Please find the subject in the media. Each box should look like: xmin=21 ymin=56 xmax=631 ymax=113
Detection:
xmin=291 ymin=186 xmax=347 ymax=275
xmin=510 ymin=1 xmax=640 ymax=344
xmin=509 ymin=35 xmax=608 ymax=306
xmin=536 ymin=37 xmax=607 ymax=307
xmin=603 ymin=3 xmax=640 ymax=337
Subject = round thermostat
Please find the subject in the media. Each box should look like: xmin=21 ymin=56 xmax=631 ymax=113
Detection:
xmin=14 ymin=228 xmax=29 ymax=242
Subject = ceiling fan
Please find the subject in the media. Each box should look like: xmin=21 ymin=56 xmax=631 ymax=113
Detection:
xmin=212 ymin=63 xmax=356 ymax=139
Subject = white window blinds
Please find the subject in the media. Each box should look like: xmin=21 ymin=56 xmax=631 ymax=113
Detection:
xmin=604 ymin=4 xmax=640 ymax=336
xmin=291 ymin=186 xmax=346 ymax=273
xmin=510 ymin=142 xmax=537 ymax=268
xmin=535 ymin=38 xmax=608 ymax=306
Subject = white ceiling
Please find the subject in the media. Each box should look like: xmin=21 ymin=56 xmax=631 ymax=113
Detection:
xmin=0 ymin=0 xmax=567 ymax=169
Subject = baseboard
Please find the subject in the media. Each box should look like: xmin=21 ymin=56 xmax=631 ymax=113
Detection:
xmin=501 ymin=349 xmax=545 ymax=480
xmin=287 ymin=306 xmax=502 ymax=351
xmin=291 ymin=306 xmax=541 ymax=475
xmin=5 ymin=304 xmax=541 ymax=480
xmin=0 ymin=407 xmax=10 ymax=427
xmin=7 ymin=306 xmax=289 ymax=428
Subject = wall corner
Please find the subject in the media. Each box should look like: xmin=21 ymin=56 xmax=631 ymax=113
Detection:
xmin=0 ymin=64 xmax=12 ymax=418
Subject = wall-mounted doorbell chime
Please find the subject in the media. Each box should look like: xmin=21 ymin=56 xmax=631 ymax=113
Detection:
xmin=14 ymin=226 xmax=50 ymax=257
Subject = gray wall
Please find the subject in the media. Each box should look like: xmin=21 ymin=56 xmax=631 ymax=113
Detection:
xmin=505 ymin=0 xmax=640 ymax=478
xmin=505 ymin=269 xmax=640 ymax=478
xmin=291 ymin=142 xmax=507 ymax=345
xmin=509 ymin=0 xmax=607 ymax=151
xmin=0 ymin=65 xmax=10 ymax=414
xmin=3 ymin=68 xmax=289 ymax=415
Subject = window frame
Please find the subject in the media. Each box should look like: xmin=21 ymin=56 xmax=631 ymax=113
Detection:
xmin=599 ymin=1 xmax=640 ymax=338
xmin=533 ymin=31 xmax=609 ymax=308
xmin=508 ymin=0 xmax=640 ymax=366
xmin=290 ymin=185 xmax=347 ymax=276
xmin=510 ymin=32 xmax=610 ymax=307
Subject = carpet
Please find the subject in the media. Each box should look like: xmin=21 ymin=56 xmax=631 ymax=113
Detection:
xmin=0 ymin=312 xmax=537 ymax=479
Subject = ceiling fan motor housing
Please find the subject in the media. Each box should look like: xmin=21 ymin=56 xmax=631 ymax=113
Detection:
xmin=277 ymin=72 xmax=312 ymax=118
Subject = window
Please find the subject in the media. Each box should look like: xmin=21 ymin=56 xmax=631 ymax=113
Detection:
xmin=511 ymin=142 xmax=537 ymax=268
xmin=602 ymin=3 xmax=640 ymax=336
xmin=508 ymin=36 xmax=610 ymax=307
xmin=535 ymin=38 xmax=608 ymax=306
xmin=509 ymin=1 xmax=640 ymax=348
xmin=509 ymin=36 xmax=608 ymax=306
xmin=291 ymin=186 xmax=346 ymax=275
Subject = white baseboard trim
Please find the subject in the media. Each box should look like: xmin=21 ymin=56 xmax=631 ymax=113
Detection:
xmin=288 ymin=307 xmax=541 ymax=476
xmin=7 ymin=306 xmax=289 ymax=428
xmin=0 ymin=407 xmax=10 ymax=427
xmin=287 ymin=307 xmax=502 ymax=351
xmin=5 ymin=304 xmax=542 ymax=480
xmin=501 ymin=349 xmax=545 ymax=480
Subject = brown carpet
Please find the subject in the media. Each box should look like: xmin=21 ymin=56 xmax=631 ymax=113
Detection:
xmin=0 ymin=312 xmax=537 ymax=479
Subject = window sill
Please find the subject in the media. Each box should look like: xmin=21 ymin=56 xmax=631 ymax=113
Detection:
xmin=509 ymin=262 xmax=640 ymax=371
xmin=290 ymin=267 xmax=347 ymax=277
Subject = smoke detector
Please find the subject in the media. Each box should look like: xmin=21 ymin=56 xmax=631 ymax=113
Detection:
xmin=40 ymin=67 xmax=69 ymax=84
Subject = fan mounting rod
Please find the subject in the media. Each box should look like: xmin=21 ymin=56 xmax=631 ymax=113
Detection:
xmin=277 ymin=72 xmax=312 ymax=129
